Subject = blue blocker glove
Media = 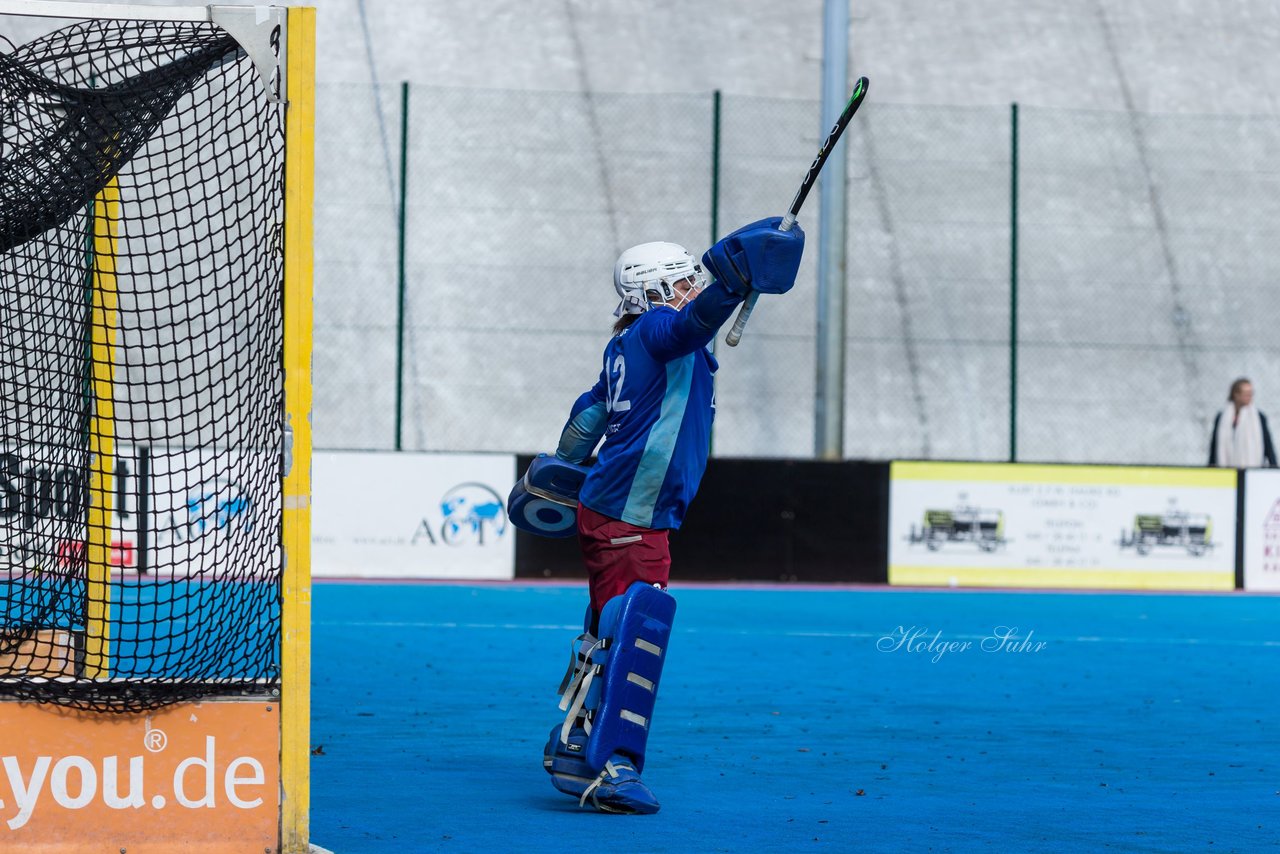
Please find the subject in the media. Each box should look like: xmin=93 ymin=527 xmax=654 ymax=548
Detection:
xmin=701 ymin=216 xmax=805 ymax=296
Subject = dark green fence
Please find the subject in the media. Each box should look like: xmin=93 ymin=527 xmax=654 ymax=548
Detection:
xmin=312 ymin=84 xmax=1280 ymax=466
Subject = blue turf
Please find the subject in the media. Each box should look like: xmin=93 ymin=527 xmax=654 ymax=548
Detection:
xmin=0 ymin=579 xmax=278 ymax=679
xmin=311 ymin=583 xmax=1279 ymax=853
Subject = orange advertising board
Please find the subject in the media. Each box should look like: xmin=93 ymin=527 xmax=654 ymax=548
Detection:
xmin=0 ymin=699 xmax=278 ymax=853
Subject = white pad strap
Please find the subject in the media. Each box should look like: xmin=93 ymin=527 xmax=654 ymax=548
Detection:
xmin=579 ymin=760 xmax=621 ymax=809
xmin=556 ymin=632 xmax=596 ymax=697
xmin=557 ymin=635 xmax=605 ymax=745
xmin=559 ymin=663 xmax=598 ymax=745
xmin=557 ymin=636 xmax=602 ymax=712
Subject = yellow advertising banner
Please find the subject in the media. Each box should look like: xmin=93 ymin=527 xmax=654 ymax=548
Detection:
xmin=889 ymin=461 xmax=1238 ymax=590
xmin=0 ymin=700 xmax=278 ymax=853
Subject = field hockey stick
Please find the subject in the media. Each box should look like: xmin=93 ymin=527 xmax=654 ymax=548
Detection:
xmin=724 ymin=76 xmax=869 ymax=347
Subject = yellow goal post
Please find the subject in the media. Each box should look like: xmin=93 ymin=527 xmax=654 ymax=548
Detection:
xmin=0 ymin=2 xmax=315 ymax=851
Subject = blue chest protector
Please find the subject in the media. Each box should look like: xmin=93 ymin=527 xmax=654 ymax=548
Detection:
xmin=556 ymin=280 xmax=743 ymax=531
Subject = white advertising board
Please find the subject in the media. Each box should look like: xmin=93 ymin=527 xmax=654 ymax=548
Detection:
xmin=2 ymin=444 xmax=273 ymax=581
xmin=312 ymin=451 xmax=516 ymax=580
xmin=1243 ymin=469 xmax=1280 ymax=592
xmin=889 ymin=462 xmax=1237 ymax=590
xmin=4 ymin=446 xmax=515 ymax=582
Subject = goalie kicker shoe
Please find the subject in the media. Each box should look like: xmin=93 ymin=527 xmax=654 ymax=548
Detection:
xmin=543 ymin=726 xmax=660 ymax=814
xmin=543 ymin=724 xmax=594 ymax=797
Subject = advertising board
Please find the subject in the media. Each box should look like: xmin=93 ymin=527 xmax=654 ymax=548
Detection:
xmin=889 ymin=462 xmax=1237 ymax=590
xmin=312 ymin=451 xmax=516 ymax=579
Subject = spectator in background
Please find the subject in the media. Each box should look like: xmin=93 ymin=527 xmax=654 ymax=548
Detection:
xmin=1209 ymin=378 xmax=1277 ymax=468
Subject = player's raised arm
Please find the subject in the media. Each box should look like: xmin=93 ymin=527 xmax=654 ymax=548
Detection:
xmin=640 ymin=217 xmax=806 ymax=362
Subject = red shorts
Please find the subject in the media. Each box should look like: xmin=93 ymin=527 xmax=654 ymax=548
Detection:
xmin=577 ymin=504 xmax=671 ymax=616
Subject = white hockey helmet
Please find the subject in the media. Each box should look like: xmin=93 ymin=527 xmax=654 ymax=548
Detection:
xmin=613 ymin=241 xmax=707 ymax=316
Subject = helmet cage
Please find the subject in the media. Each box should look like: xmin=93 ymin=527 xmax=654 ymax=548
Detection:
xmin=613 ymin=242 xmax=708 ymax=316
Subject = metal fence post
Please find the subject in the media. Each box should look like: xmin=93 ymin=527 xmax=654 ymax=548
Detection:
xmin=1009 ymin=101 xmax=1019 ymax=463
xmin=709 ymin=89 xmax=721 ymax=455
xmin=394 ymin=80 xmax=410 ymax=451
xmin=710 ymin=89 xmax=721 ymax=245
xmin=815 ymin=0 xmax=850 ymax=460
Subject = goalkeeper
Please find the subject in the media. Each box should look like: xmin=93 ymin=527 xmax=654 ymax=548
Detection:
xmin=538 ymin=218 xmax=804 ymax=814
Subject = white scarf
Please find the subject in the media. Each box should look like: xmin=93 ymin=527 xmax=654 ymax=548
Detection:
xmin=1215 ymin=403 xmax=1265 ymax=467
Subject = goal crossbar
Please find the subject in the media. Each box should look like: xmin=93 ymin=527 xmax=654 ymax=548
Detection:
xmin=0 ymin=1 xmax=213 ymax=21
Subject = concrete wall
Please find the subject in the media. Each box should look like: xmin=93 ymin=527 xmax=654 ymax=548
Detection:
xmin=4 ymin=1 xmax=1279 ymax=464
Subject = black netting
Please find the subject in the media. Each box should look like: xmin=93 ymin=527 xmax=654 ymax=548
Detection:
xmin=1 ymin=19 xmax=285 ymax=712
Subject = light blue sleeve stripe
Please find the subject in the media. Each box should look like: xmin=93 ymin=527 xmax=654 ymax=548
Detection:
xmin=622 ymin=355 xmax=693 ymax=527
xmin=557 ymin=401 xmax=609 ymax=464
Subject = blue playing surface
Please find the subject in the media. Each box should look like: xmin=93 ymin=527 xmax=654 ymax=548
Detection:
xmin=0 ymin=578 xmax=279 ymax=679
xmin=311 ymin=583 xmax=1278 ymax=853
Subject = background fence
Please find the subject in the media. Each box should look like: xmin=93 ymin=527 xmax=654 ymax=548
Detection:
xmin=312 ymin=83 xmax=1280 ymax=466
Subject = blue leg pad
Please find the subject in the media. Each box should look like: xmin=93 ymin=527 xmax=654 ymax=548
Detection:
xmin=585 ymin=582 xmax=677 ymax=773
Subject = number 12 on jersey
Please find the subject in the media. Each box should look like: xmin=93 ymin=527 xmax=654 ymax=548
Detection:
xmin=606 ymin=354 xmax=630 ymax=412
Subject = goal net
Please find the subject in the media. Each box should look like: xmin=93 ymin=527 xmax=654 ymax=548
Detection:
xmin=1 ymin=13 xmax=287 ymax=712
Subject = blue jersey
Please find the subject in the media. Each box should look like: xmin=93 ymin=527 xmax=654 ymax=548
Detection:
xmin=557 ymin=281 xmax=742 ymax=530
